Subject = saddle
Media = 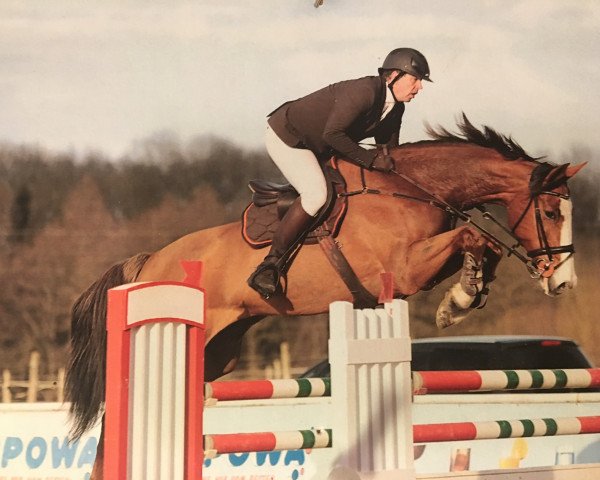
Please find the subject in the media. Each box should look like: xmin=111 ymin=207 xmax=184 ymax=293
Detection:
xmin=241 ymin=158 xmax=379 ymax=308
xmin=242 ymin=161 xmax=348 ymax=248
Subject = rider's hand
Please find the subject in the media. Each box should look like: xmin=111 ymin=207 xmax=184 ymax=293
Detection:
xmin=371 ymin=153 xmax=394 ymax=173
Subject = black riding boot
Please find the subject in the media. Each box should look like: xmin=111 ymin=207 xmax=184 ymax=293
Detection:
xmin=247 ymin=199 xmax=314 ymax=298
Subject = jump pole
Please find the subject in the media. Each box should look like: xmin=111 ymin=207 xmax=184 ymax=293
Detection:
xmin=413 ymin=368 xmax=600 ymax=393
xmin=103 ymin=261 xmax=206 ymax=480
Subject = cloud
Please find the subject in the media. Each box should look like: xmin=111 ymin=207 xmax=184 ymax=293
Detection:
xmin=0 ymin=1 xmax=598 ymax=160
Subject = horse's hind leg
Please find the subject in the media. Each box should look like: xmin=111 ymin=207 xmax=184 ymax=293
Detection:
xmin=90 ymin=425 xmax=104 ymax=480
xmin=205 ymin=315 xmax=264 ymax=381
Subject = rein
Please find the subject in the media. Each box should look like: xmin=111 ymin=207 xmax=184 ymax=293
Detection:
xmin=389 ymin=169 xmax=542 ymax=277
xmin=340 ymin=161 xmax=574 ymax=279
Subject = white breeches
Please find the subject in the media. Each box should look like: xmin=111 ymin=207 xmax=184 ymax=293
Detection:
xmin=265 ymin=125 xmax=328 ymax=216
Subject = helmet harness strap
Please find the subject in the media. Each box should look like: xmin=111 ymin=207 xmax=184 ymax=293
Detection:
xmin=387 ymin=70 xmax=404 ymax=103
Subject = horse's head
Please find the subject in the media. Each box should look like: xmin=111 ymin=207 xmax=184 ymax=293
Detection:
xmin=508 ymin=161 xmax=586 ymax=296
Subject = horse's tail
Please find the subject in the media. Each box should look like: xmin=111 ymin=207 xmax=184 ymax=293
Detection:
xmin=66 ymin=252 xmax=151 ymax=440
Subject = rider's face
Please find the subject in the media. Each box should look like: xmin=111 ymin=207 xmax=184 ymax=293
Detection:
xmin=389 ymin=72 xmax=423 ymax=102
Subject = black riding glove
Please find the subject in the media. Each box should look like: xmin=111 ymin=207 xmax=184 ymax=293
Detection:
xmin=371 ymin=153 xmax=395 ymax=173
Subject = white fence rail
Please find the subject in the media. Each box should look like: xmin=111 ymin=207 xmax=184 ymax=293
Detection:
xmin=1 ymin=351 xmax=65 ymax=403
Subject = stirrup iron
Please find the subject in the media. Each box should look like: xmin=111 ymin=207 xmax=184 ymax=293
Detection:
xmin=247 ymin=261 xmax=282 ymax=299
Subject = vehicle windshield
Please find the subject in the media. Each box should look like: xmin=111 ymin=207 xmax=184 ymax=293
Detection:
xmin=411 ymin=342 xmax=592 ymax=371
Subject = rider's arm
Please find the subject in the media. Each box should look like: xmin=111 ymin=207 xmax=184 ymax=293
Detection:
xmin=321 ymin=85 xmax=378 ymax=169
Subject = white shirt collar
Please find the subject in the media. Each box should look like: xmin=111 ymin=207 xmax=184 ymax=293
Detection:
xmin=380 ymin=85 xmax=396 ymax=120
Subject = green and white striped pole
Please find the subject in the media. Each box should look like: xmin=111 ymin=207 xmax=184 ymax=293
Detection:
xmin=205 ymin=377 xmax=330 ymax=401
xmin=413 ymin=368 xmax=600 ymax=394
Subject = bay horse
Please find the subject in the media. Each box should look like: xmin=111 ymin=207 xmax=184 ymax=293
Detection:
xmin=66 ymin=115 xmax=584 ymax=478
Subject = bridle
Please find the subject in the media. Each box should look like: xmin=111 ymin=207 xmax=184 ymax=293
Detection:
xmin=506 ymin=162 xmax=575 ymax=277
xmin=342 ymin=160 xmax=574 ymax=279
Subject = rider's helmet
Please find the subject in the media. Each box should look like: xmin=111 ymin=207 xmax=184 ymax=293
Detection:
xmin=379 ymin=48 xmax=432 ymax=82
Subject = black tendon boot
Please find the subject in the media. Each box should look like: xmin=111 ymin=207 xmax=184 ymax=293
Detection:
xmin=248 ymin=199 xmax=314 ymax=298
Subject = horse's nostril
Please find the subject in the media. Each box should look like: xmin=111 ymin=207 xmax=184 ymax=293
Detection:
xmin=554 ymin=282 xmax=569 ymax=294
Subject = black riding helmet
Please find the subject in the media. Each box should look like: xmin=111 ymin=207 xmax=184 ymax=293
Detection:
xmin=379 ymin=48 xmax=432 ymax=82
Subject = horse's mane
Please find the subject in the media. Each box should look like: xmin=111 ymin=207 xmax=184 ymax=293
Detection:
xmin=420 ymin=113 xmax=538 ymax=162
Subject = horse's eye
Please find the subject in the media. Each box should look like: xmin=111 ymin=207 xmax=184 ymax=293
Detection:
xmin=545 ymin=210 xmax=558 ymax=220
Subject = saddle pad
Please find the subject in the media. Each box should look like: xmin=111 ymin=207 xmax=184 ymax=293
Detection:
xmin=241 ymin=163 xmax=348 ymax=249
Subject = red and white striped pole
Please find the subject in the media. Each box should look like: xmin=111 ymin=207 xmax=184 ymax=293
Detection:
xmin=413 ymin=415 xmax=600 ymax=443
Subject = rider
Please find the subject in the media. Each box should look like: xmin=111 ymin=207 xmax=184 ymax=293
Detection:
xmin=247 ymin=47 xmax=432 ymax=298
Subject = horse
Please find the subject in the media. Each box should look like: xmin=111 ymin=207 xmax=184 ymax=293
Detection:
xmin=66 ymin=115 xmax=585 ymax=478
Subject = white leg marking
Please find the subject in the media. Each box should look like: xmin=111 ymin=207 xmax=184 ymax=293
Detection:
xmin=451 ymin=282 xmax=475 ymax=309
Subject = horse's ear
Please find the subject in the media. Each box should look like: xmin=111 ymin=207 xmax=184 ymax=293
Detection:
xmin=543 ymin=162 xmax=586 ymax=189
xmin=565 ymin=162 xmax=587 ymax=179
xmin=542 ymin=164 xmax=569 ymax=189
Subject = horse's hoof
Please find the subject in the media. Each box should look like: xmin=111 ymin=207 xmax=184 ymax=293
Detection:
xmin=435 ymin=308 xmax=454 ymax=329
xmin=436 ymin=309 xmax=462 ymax=329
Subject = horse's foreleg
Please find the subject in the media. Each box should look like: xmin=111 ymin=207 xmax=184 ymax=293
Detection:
xmin=467 ymin=242 xmax=503 ymax=310
xmin=436 ymin=237 xmax=503 ymax=328
xmin=394 ymin=226 xmax=501 ymax=328
xmin=395 ymin=226 xmax=481 ymax=292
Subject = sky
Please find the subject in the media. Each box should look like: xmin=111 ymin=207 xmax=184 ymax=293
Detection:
xmin=1 ymin=0 xmax=599 ymax=164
